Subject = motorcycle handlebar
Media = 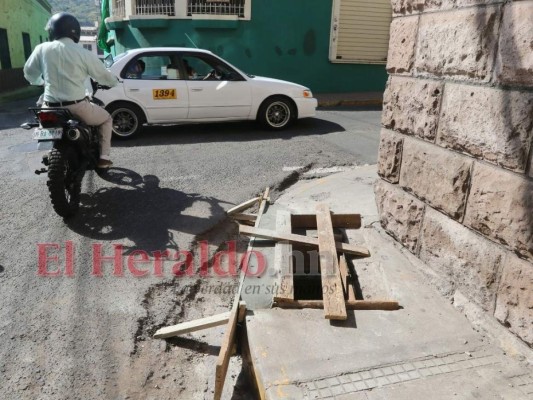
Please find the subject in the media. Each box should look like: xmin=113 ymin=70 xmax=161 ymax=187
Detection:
xmin=90 ymin=78 xmax=115 ymax=94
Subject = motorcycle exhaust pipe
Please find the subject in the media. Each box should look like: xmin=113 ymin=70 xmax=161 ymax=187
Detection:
xmin=67 ymin=128 xmax=81 ymax=141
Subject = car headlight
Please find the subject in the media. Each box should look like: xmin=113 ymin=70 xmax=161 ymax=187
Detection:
xmin=303 ymin=90 xmax=313 ymax=98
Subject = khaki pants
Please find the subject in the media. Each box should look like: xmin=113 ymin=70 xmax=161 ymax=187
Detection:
xmin=65 ymin=100 xmax=113 ymax=160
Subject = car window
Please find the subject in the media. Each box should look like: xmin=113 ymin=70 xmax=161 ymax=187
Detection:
xmin=122 ymin=54 xmax=184 ymax=80
xmin=181 ymin=54 xmax=244 ymax=81
xmin=181 ymin=56 xmax=209 ymax=80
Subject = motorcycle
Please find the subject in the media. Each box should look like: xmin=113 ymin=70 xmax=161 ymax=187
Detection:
xmin=21 ymin=82 xmax=109 ymax=218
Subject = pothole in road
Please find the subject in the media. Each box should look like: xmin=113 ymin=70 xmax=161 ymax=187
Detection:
xmin=270 ymin=163 xmax=314 ymax=200
xmin=122 ymin=217 xmax=254 ymax=399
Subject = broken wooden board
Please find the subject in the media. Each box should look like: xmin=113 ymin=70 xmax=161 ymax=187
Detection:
xmin=273 ymin=299 xmax=400 ymax=311
xmin=153 ymin=312 xmax=231 ymax=340
xmin=233 ymin=188 xmax=270 ymax=302
xmin=273 ymin=210 xmax=294 ymax=301
xmin=238 ymin=225 xmax=370 ymax=257
xmin=261 ymin=187 xmax=271 ymax=204
xmin=316 ymin=203 xmax=347 ymax=320
xmin=291 ymin=213 xmax=361 ymax=229
xmin=215 ymin=187 xmax=270 ymax=400
xmin=339 ymin=254 xmax=356 ymax=302
xmin=230 ymin=213 xmax=257 ymax=223
xmin=214 ymin=301 xmax=246 ymax=400
xmin=226 ymin=197 xmax=261 ymax=216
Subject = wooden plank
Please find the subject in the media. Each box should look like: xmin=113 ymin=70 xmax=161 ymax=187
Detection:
xmin=214 ymin=301 xmax=246 ymax=400
xmin=316 ymin=203 xmax=347 ymax=320
xmin=238 ymin=225 xmax=370 ymax=257
xmin=339 ymin=254 xmax=356 ymax=302
xmin=230 ymin=213 xmax=257 ymax=223
xmin=226 ymin=197 xmax=261 ymax=215
xmin=153 ymin=312 xmax=231 ymax=339
xmin=215 ymin=187 xmax=270 ymax=400
xmin=291 ymin=213 xmax=361 ymax=229
xmin=233 ymin=188 xmax=270 ymax=304
xmin=273 ymin=299 xmax=400 ymax=311
xmin=308 ymin=229 xmax=344 ymax=242
xmin=237 ymin=302 xmax=247 ymax=323
xmin=273 ymin=210 xmax=294 ymax=301
xmin=261 ymin=187 xmax=271 ymax=203
xmin=236 ymin=219 xmax=255 ymax=227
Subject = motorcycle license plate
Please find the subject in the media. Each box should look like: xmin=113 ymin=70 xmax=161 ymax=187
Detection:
xmin=33 ymin=127 xmax=63 ymax=140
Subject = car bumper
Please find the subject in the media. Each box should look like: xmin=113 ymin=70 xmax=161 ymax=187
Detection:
xmin=295 ymin=97 xmax=318 ymax=119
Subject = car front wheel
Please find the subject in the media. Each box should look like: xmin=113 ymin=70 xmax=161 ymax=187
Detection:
xmin=258 ymin=96 xmax=296 ymax=130
xmin=107 ymin=102 xmax=145 ymax=139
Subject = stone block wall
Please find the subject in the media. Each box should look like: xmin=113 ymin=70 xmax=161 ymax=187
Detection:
xmin=376 ymin=0 xmax=533 ymax=346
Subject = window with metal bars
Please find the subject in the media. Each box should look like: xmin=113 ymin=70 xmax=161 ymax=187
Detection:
xmin=112 ymin=0 xmax=126 ymax=17
xmin=135 ymin=0 xmax=175 ymax=16
xmin=187 ymin=0 xmax=245 ymax=17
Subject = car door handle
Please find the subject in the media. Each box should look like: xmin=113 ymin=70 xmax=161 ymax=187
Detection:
xmin=128 ymin=88 xmax=140 ymax=92
xmin=191 ymin=88 xmax=203 ymax=92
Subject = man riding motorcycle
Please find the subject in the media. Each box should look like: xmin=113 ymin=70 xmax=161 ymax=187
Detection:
xmin=23 ymin=12 xmax=118 ymax=169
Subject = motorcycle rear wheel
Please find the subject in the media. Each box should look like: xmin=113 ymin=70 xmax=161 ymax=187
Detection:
xmin=47 ymin=146 xmax=82 ymax=218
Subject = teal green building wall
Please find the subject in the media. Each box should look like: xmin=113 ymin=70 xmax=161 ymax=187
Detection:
xmin=0 ymin=0 xmax=51 ymax=91
xmin=0 ymin=0 xmax=52 ymax=69
xmin=110 ymin=0 xmax=388 ymax=93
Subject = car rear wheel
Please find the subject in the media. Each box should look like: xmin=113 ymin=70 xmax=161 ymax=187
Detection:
xmin=258 ymin=96 xmax=296 ymax=130
xmin=107 ymin=102 xmax=145 ymax=139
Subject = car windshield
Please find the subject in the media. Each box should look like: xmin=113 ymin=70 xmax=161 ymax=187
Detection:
xmin=104 ymin=51 xmax=129 ymax=68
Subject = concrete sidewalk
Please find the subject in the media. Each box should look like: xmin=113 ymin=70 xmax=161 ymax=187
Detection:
xmin=243 ymin=165 xmax=533 ymax=400
xmin=315 ymin=92 xmax=383 ymax=108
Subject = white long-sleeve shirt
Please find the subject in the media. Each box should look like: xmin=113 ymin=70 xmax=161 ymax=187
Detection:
xmin=24 ymin=38 xmax=118 ymax=103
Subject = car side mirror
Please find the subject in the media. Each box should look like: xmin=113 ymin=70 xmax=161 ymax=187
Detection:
xmin=225 ymin=71 xmax=241 ymax=81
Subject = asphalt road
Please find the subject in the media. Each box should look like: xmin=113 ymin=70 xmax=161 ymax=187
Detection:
xmin=0 ymin=97 xmax=381 ymax=399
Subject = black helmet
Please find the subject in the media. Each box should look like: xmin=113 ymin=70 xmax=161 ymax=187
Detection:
xmin=46 ymin=12 xmax=81 ymax=43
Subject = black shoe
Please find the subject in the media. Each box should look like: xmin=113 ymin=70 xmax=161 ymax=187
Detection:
xmin=97 ymin=159 xmax=113 ymax=169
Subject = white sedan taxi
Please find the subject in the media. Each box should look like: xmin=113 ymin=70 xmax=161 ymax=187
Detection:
xmin=96 ymin=47 xmax=318 ymax=138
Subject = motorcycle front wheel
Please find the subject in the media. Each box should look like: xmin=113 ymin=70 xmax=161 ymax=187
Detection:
xmin=47 ymin=146 xmax=82 ymax=218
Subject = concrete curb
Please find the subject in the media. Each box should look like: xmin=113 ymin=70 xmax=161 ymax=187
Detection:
xmin=316 ymin=92 xmax=383 ymax=108
xmin=317 ymin=98 xmax=383 ymax=108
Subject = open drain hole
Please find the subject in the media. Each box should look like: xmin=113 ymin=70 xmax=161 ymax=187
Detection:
xmin=290 ymin=229 xmax=363 ymax=301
